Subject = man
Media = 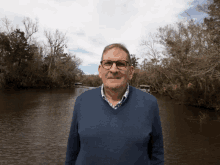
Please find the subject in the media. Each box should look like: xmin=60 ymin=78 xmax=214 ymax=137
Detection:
xmin=65 ymin=43 xmax=164 ymax=165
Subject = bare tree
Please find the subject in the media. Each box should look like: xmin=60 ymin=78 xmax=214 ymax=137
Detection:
xmin=155 ymin=16 xmax=220 ymax=82
xmin=140 ymin=32 xmax=162 ymax=65
xmin=44 ymin=29 xmax=68 ymax=77
xmin=196 ymin=0 xmax=214 ymax=14
xmin=139 ymin=58 xmax=151 ymax=71
xmin=22 ymin=17 xmax=39 ymax=44
xmin=0 ymin=16 xmax=15 ymax=34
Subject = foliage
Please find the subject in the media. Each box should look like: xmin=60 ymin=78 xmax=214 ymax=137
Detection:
xmin=203 ymin=0 xmax=220 ymax=47
xmin=0 ymin=17 xmax=83 ymax=89
xmin=80 ymin=74 xmax=102 ymax=87
xmin=136 ymin=0 xmax=220 ymax=111
xmin=130 ymin=54 xmax=139 ymax=68
xmin=129 ymin=54 xmax=139 ymax=86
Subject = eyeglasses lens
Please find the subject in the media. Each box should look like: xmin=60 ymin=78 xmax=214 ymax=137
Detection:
xmin=103 ymin=61 xmax=127 ymax=69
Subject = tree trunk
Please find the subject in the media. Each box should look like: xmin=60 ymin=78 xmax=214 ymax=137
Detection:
xmin=48 ymin=49 xmax=53 ymax=77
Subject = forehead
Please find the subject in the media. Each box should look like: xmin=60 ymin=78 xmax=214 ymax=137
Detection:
xmin=103 ymin=48 xmax=128 ymax=61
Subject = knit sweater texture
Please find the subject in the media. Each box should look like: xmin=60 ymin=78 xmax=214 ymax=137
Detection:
xmin=65 ymin=85 xmax=164 ymax=165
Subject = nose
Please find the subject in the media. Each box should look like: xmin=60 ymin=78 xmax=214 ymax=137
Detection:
xmin=110 ymin=62 xmax=119 ymax=72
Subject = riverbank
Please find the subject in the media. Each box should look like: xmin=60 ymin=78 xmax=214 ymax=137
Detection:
xmin=146 ymin=85 xmax=220 ymax=113
xmin=1 ymin=83 xmax=219 ymax=118
xmin=1 ymin=84 xmax=76 ymax=91
xmin=151 ymin=93 xmax=220 ymax=125
xmin=158 ymin=90 xmax=218 ymax=110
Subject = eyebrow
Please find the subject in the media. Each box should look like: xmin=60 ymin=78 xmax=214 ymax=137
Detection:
xmin=103 ymin=60 xmax=127 ymax=61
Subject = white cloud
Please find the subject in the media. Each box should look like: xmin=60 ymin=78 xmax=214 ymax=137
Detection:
xmin=72 ymin=52 xmax=101 ymax=66
xmin=0 ymin=0 xmax=195 ymax=74
xmin=84 ymin=72 xmax=90 ymax=75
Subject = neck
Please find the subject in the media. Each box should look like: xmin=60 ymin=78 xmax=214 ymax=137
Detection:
xmin=104 ymin=84 xmax=128 ymax=101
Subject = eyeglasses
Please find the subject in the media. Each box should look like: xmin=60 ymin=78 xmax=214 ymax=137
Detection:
xmin=101 ymin=60 xmax=130 ymax=70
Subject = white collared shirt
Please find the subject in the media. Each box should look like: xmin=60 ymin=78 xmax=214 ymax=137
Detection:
xmin=101 ymin=83 xmax=129 ymax=109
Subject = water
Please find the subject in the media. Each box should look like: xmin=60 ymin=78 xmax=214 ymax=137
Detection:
xmin=0 ymin=87 xmax=219 ymax=165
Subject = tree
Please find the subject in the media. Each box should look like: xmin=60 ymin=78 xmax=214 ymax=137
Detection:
xmin=22 ymin=17 xmax=39 ymax=45
xmin=203 ymin=0 xmax=220 ymax=47
xmin=0 ymin=32 xmax=10 ymax=84
xmin=44 ymin=29 xmax=68 ymax=77
xmin=0 ymin=29 xmax=36 ymax=87
xmin=155 ymin=18 xmax=219 ymax=78
xmin=0 ymin=16 xmax=84 ymax=89
xmin=130 ymin=54 xmax=139 ymax=68
xmin=128 ymin=54 xmax=139 ymax=86
xmin=8 ymin=29 xmax=33 ymax=66
xmin=0 ymin=29 xmax=34 ymax=68
xmin=0 ymin=17 xmax=15 ymax=34
xmin=140 ymin=32 xmax=162 ymax=65
xmin=156 ymin=20 xmax=195 ymax=66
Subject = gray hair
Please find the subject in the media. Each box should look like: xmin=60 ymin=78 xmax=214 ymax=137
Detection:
xmin=101 ymin=43 xmax=131 ymax=65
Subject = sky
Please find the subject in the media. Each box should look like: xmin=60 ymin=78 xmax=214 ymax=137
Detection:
xmin=0 ymin=0 xmax=210 ymax=75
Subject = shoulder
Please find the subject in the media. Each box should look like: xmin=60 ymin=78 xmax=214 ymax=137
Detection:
xmin=129 ymin=86 xmax=159 ymax=113
xmin=129 ymin=86 xmax=157 ymax=102
xmin=75 ymin=86 xmax=101 ymax=102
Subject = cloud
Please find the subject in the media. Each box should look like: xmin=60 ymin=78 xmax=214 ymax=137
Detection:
xmin=88 ymin=33 xmax=108 ymax=46
xmin=97 ymin=0 xmax=139 ymax=30
xmin=0 ymin=0 xmax=207 ymax=74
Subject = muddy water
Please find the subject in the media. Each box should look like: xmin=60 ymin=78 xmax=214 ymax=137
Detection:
xmin=0 ymin=87 xmax=219 ymax=165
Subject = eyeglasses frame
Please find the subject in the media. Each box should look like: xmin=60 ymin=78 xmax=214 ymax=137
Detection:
xmin=100 ymin=60 xmax=131 ymax=70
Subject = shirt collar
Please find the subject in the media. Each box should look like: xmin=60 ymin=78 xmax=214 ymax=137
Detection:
xmin=101 ymin=83 xmax=129 ymax=100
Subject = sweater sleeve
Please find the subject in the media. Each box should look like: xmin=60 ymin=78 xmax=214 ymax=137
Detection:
xmin=65 ymin=97 xmax=81 ymax=165
xmin=150 ymin=99 xmax=165 ymax=165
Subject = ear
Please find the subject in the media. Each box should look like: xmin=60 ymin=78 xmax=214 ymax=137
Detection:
xmin=98 ymin=65 xmax=102 ymax=78
xmin=128 ymin=66 xmax=134 ymax=80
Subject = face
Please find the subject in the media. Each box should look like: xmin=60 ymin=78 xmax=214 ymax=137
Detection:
xmin=98 ymin=48 xmax=134 ymax=90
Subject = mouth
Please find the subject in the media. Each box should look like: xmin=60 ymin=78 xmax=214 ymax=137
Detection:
xmin=108 ymin=77 xmax=121 ymax=79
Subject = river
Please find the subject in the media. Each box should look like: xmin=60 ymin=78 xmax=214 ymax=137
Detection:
xmin=0 ymin=87 xmax=219 ymax=165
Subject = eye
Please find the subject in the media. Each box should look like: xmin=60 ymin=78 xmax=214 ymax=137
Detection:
xmin=104 ymin=61 xmax=112 ymax=66
xmin=117 ymin=61 xmax=126 ymax=66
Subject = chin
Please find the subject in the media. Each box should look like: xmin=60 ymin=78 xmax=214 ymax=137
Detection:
xmin=105 ymin=79 xmax=126 ymax=89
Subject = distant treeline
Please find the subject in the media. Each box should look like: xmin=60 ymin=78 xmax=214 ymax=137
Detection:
xmin=0 ymin=17 xmax=83 ymax=90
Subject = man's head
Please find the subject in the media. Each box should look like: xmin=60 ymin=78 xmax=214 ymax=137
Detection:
xmin=98 ymin=43 xmax=134 ymax=90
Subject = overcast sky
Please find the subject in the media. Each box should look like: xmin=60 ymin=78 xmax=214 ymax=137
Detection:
xmin=0 ymin=0 xmax=209 ymax=75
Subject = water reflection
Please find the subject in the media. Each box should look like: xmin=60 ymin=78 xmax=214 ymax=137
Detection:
xmin=152 ymin=93 xmax=220 ymax=165
xmin=0 ymin=87 xmax=219 ymax=165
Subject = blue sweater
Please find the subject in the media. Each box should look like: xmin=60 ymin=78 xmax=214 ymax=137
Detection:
xmin=65 ymin=86 xmax=164 ymax=165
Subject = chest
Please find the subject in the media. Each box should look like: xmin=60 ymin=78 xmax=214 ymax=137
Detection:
xmin=77 ymin=105 xmax=153 ymax=138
